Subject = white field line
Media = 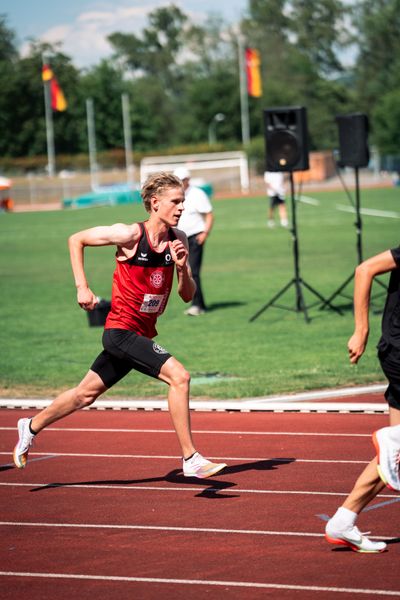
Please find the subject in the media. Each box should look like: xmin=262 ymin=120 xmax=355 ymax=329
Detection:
xmin=0 ymin=481 xmax=398 ymax=499
xmin=298 ymin=195 xmax=320 ymax=205
xmin=0 ymin=451 xmax=370 ymax=464
xmin=0 ymin=426 xmax=374 ymax=436
xmin=0 ymin=571 xmax=399 ymax=596
xmin=336 ymin=204 xmax=400 ymax=219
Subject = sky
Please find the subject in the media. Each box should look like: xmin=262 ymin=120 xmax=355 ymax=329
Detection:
xmin=1 ymin=0 xmax=249 ymax=68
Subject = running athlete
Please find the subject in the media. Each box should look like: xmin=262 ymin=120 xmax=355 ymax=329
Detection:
xmin=325 ymin=248 xmax=400 ymax=553
xmin=13 ymin=172 xmax=227 ymax=479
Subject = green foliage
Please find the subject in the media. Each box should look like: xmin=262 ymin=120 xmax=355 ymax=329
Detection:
xmin=353 ymin=0 xmax=400 ymax=115
xmin=1 ymin=186 xmax=399 ymax=399
xmin=373 ymin=89 xmax=400 ymax=154
xmin=108 ymin=5 xmax=189 ymax=92
xmin=0 ymin=3 xmax=400 ymax=160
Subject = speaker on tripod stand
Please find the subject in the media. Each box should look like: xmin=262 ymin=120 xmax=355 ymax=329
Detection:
xmin=321 ymin=113 xmax=387 ymax=309
xmin=250 ymin=106 xmax=341 ymax=323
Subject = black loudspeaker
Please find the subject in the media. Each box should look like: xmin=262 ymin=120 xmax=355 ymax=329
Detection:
xmin=264 ymin=106 xmax=309 ymax=172
xmin=336 ymin=113 xmax=369 ymax=168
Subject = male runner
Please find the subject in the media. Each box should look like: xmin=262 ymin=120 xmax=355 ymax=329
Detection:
xmin=13 ymin=172 xmax=227 ymax=479
xmin=325 ymin=248 xmax=400 ymax=553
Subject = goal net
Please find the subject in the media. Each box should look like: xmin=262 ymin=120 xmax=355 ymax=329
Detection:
xmin=140 ymin=151 xmax=249 ymax=194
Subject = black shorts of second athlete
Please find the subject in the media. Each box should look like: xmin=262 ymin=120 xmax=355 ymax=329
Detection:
xmin=378 ymin=340 xmax=400 ymax=410
xmin=90 ymin=328 xmax=172 ymax=388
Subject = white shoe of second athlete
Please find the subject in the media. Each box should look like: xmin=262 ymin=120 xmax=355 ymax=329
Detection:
xmin=325 ymin=521 xmax=387 ymax=553
xmin=373 ymin=425 xmax=400 ymax=492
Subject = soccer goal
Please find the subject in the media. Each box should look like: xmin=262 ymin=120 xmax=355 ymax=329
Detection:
xmin=140 ymin=151 xmax=249 ymax=194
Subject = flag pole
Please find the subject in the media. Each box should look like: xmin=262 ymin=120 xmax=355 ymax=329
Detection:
xmin=42 ymin=55 xmax=56 ymax=177
xmin=121 ymin=93 xmax=134 ymax=186
xmin=237 ymin=33 xmax=250 ymax=146
xmin=86 ymin=98 xmax=99 ymax=190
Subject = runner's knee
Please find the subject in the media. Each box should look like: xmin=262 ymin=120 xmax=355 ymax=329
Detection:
xmin=74 ymin=386 xmax=101 ymax=409
xmin=169 ymin=365 xmax=191 ymax=390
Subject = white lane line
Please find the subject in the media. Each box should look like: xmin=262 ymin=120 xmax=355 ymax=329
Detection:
xmin=0 ymin=520 xmax=323 ymax=537
xmin=0 ymin=427 xmax=373 ymax=436
xmin=0 ymin=451 xmax=370 ymax=464
xmin=0 ymin=571 xmax=399 ymax=596
xmin=1 ymin=520 xmax=394 ymax=541
xmin=0 ymin=481 xmax=398 ymax=498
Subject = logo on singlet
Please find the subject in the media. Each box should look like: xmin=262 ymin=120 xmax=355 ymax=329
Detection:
xmin=150 ymin=270 xmax=165 ymax=288
xmin=138 ymin=252 xmax=148 ymax=262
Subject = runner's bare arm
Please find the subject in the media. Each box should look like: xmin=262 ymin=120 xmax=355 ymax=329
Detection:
xmin=348 ymin=250 xmax=397 ymax=364
xmin=170 ymin=230 xmax=196 ymax=303
xmin=68 ymin=223 xmax=141 ymax=310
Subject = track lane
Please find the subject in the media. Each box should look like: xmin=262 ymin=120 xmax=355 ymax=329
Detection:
xmin=1 ymin=407 xmax=399 ymax=599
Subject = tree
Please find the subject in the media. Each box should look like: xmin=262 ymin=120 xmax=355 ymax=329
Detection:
xmin=290 ymin=0 xmax=350 ymax=75
xmin=0 ymin=16 xmax=19 ymax=156
xmin=108 ymin=5 xmax=188 ymax=94
xmin=80 ymin=61 xmax=127 ymax=152
xmin=242 ymin=0 xmax=353 ymax=149
xmin=373 ymin=89 xmax=400 ymax=155
xmin=352 ymin=0 xmax=400 ymax=114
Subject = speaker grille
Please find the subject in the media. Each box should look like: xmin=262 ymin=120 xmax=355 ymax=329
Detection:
xmin=268 ymin=130 xmax=301 ymax=169
xmin=264 ymin=106 xmax=309 ymax=172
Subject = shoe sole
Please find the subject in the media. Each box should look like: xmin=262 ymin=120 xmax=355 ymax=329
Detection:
xmin=184 ymin=463 xmax=227 ymax=479
xmin=372 ymin=430 xmax=397 ymax=492
xmin=325 ymin=533 xmax=386 ymax=553
xmin=13 ymin=446 xmax=27 ymax=469
xmin=13 ymin=420 xmax=30 ymax=469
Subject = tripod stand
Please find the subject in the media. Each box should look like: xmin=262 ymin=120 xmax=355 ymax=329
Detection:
xmin=249 ymin=171 xmax=341 ymax=323
xmin=321 ymin=166 xmax=387 ymax=309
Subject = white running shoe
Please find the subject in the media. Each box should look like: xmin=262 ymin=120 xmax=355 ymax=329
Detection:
xmin=183 ymin=452 xmax=227 ymax=479
xmin=325 ymin=521 xmax=387 ymax=553
xmin=13 ymin=418 xmax=35 ymax=469
xmin=373 ymin=425 xmax=400 ymax=492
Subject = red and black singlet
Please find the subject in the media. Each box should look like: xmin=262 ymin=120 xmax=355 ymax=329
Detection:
xmin=105 ymin=222 xmax=176 ymax=338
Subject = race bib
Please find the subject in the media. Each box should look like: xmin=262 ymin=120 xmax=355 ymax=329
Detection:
xmin=140 ymin=293 xmax=165 ymax=313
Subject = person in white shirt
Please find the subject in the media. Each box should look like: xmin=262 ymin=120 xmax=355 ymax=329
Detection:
xmin=264 ymin=171 xmax=288 ymax=228
xmin=174 ymin=167 xmax=214 ymax=316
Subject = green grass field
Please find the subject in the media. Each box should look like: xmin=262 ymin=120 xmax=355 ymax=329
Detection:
xmin=1 ymin=185 xmax=399 ymax=400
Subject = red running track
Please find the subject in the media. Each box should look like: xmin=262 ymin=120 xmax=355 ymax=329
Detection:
xmin=0 ymin=407 xmax=399 ymax=599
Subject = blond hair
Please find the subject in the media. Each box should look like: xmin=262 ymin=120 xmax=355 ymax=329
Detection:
xmin=141 ymin=172 xmax=183 ymax=213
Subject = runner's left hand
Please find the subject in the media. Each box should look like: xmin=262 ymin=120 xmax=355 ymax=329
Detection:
xmin=169 ymin=239 xmax=188 ymax=268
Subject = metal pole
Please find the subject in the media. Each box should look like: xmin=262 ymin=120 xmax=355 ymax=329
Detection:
xmin=354 ymin=167 xmax=363 ymax=264
xmin=122 ymin=93 xmax=134 ymax=186
xmin=237 ymin=34 xmax=250 ymax=146
xmin=42 ymin=56 xmax=56 ymax=177
xmin=86 ymin=98 xmax=98 ymax=190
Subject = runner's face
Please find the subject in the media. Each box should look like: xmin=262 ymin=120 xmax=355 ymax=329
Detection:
xmin=155 ymin=187 xmax=185 ymax=226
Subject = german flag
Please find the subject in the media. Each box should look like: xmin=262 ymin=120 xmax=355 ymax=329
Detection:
xmin=42 ymin=64 xmax=67 ymax=111
xmin=245 ymin=48 xmax=262 ymax=98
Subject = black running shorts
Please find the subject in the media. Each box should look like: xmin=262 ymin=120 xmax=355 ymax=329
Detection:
xmin=378 ymin=341 xmax=400 ymax=411
xmin=90 ymin=328 xmax=172 ymax=388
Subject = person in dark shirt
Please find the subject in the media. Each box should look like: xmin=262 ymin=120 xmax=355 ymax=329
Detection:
xmin=325 ymin=248 xmax=400 ymax=553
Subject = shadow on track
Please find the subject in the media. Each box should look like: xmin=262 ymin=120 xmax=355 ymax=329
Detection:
xmin=29 ymin=457 xmax=296 ymax=499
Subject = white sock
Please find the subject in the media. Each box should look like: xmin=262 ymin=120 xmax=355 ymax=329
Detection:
xmin=330 ymin=506 xmax=357 ymax=529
